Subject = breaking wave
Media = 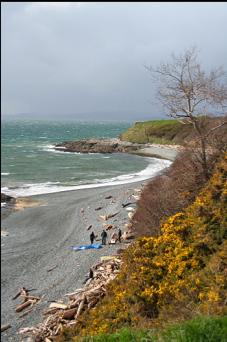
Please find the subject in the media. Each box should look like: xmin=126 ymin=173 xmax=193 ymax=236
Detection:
xmin=2 ymin=158 xmax=171 ymax=197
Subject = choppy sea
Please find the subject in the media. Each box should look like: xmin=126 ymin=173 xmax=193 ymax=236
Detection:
xmin=1 ymin=120 xmax=171 ymax=198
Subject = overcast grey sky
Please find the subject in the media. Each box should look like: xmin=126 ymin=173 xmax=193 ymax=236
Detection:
xmin=1 ymin=2 xmax=227 ymax=120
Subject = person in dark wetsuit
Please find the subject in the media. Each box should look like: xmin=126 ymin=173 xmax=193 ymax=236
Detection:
xmin=101 ymin=230 xmax=108 ymax=245
xmin=90 ymin=231 xmax=95 ymax=244
xmin=118 ymin=228 xmax=122 ymax=243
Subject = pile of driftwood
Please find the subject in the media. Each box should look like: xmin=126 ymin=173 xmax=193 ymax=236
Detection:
xmin=19 ymin=257 xmax=122 ymax=341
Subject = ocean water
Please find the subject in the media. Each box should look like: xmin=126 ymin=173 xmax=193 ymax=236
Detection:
xmin=1 ymin=120 xmax=171 ymax=198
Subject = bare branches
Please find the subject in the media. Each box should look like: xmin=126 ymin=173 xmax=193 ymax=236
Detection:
xmin=145 ymin=47 xmax=227 ymax=179
xmin=145 ymin=47 xmax=227 ymax=121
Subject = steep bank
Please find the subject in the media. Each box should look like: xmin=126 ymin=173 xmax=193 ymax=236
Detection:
xmin=59 ymin=155 xmax=227 ymax=339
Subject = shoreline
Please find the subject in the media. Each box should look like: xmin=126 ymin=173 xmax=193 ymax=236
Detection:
xmin=1 ymin=145 xmax=180 ymax=340
xmin=1 ymin=145 xmax=177 ymax=199
xmin=1 ymin=181 xmax=146 ymax=341
xmin=130 ymin=143 xmax=182 ymax=161
xmin=54 ymin=138 xmax=182 ymax=162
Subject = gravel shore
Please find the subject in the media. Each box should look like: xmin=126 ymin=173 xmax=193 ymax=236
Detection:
xmin=1 ymin=145 xmax=179 ymax=341
xmin=1 ymin=182 xmax=146 ymax=341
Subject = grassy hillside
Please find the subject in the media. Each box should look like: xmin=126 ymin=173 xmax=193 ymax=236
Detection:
xmin=60 ymin=156 xmax=227 ymax=340
xmin=119 ymin=119 xmax=186 ymax=144
xmin=120 ymin=117 xmax=227 ymax=145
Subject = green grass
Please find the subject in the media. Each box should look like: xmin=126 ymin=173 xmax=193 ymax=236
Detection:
xmin=120 ymin=120 xmax=182 ymax=144
xmin=79 ymin=316 xmax=227 ymax=342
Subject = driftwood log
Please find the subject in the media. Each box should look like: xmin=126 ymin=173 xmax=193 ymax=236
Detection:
xmin=1 ymin=324 xmax=11 ymax=332
xmin=13 ymin=287 xmax=41 ymax=314
xmin=19 ymin=257 xmax=122 ymax=341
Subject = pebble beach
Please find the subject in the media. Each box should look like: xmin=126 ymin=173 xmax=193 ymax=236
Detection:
xmin=1 ymin=145 xmax=179 ymax=341
xmin=1 ymin=181 xmax=146 ymax=341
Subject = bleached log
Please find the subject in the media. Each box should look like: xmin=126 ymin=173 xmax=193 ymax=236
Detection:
xmin=65 ymin=288 xmax=84 ymax=297
xmin=75 ymin=299 xmax=85 ymax=319
xmin=19 ymin=327 xmax=37 ymax=334
xmin=49 ymin=303 xmax=67 ymax=310
xmin=1 ymin=324 xmax=11 ymax=332
xmin=22 ymin=295 xmax=40 ymax=301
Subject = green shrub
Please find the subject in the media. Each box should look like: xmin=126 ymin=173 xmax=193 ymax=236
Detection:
xmin=78 ymin=316 xmax=227 ymax=342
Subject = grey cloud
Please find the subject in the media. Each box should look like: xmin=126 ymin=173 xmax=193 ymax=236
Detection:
xmin=2 ymin=2 xmax=227 ymax=120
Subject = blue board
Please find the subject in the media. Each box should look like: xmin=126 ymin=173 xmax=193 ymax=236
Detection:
xmin=71 ymin=243 xmax=103 ymax=251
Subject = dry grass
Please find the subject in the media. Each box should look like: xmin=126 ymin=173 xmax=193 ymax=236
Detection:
xmin=132 ymin=151 xmax=208 ymax=237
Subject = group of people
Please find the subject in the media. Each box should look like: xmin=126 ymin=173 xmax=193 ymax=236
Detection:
xmin=90 ymin=228 xmax=122 ymax=245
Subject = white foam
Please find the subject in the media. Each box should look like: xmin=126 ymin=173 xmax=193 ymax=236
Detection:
xmin=42 ymin=144 xmax=81 ymax=154
xmin=1 ymin=173 xmax=10 ymax=176
xmin=2 ymin=158 xmax=171 ymax=197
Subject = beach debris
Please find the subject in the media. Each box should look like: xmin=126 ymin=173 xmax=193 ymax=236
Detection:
xmin=13 ymin=287 xmax=41 ymax=313
xmin=125 ymin=207 xmax=135 ymax=212
xmin=1 ymin=324 xmax=11 ymax=332
xmin=105 ymin=195 xmax=113 ymax=199
xmin=122 ymin=231 xmax=135 ymax=240
xmin=125 ymin=223 xmax=133 ymax=229
xmin=100 ymin=255 xmax=119 ymax=261
xmin=12 ymin=287 xmax=28 ymax=300
xmin=109 ymin=232 xmax=118 ymax=244
xmin=95 ymin=206 xmax=103 ymax=211
xmin=122 ymin=202 xmax=135 ymax=208
xmin=19 ymin=308 xmax=34 ymax=319
xmin=86 ymin=224 xmax=92 ymax=230
xmin=16 ymin=300 xmax=35 ymax=313
xmin=132 ymin=195 xmax=140 ymax=200
xmin=80 ymin=208 xmax=84 ymax=214
xmin=103 ymin=224 xmax=114 ymax=231
xmin=71 ymin=243 xmax=102 ymax=251
xmin=19 ymin=257 xmax=122 ymax=340
xmin=1 ymin=230 xmax=9 ymax=237
xmin=49 ymin=303 xmax=67 ymax=310
xmin=128 ymin=212 xmax=134 ymax=219
xmin=99 ymin=212 xmax=119 ymax=221
xmin=47 ymin=265 xmax=58 ymax=273
xmin=99 ymin=215 xmax=107 ymax=221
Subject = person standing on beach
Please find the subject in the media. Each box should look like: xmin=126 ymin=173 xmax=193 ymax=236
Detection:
xmin=118 ymin=228 xmax=122 ymax=243
xmin=101 ymin=229 xmax=107 ymax=245
xmin=90 ymin=231 xmax=95 ymax=244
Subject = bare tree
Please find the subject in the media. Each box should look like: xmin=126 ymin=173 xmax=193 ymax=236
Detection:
xmin=145 ymin=47 xmax=227 ymax=179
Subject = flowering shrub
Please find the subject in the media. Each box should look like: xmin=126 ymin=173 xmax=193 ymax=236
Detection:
xmin=60 ymin=157 xmax=227 ymax=340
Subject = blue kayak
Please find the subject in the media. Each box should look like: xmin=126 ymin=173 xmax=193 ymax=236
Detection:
xmin=71 ymin=243 xmax=103 ymax=251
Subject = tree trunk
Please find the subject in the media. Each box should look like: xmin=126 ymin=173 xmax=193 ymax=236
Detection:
xmin=194 ymin=120 xmax=209 ymax=180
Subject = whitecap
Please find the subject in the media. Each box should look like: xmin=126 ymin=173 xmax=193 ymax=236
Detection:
xmin=1 ymin=172 xmax=10 ymax=176
xmin=2 ymin=158 xmax=171 ymax=197
xmin=41 ymin=145 xmax=81 ymax=154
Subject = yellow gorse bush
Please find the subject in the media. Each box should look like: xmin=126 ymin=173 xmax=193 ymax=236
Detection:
xmin=63 ymin=157 xmax=227 ymax=339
